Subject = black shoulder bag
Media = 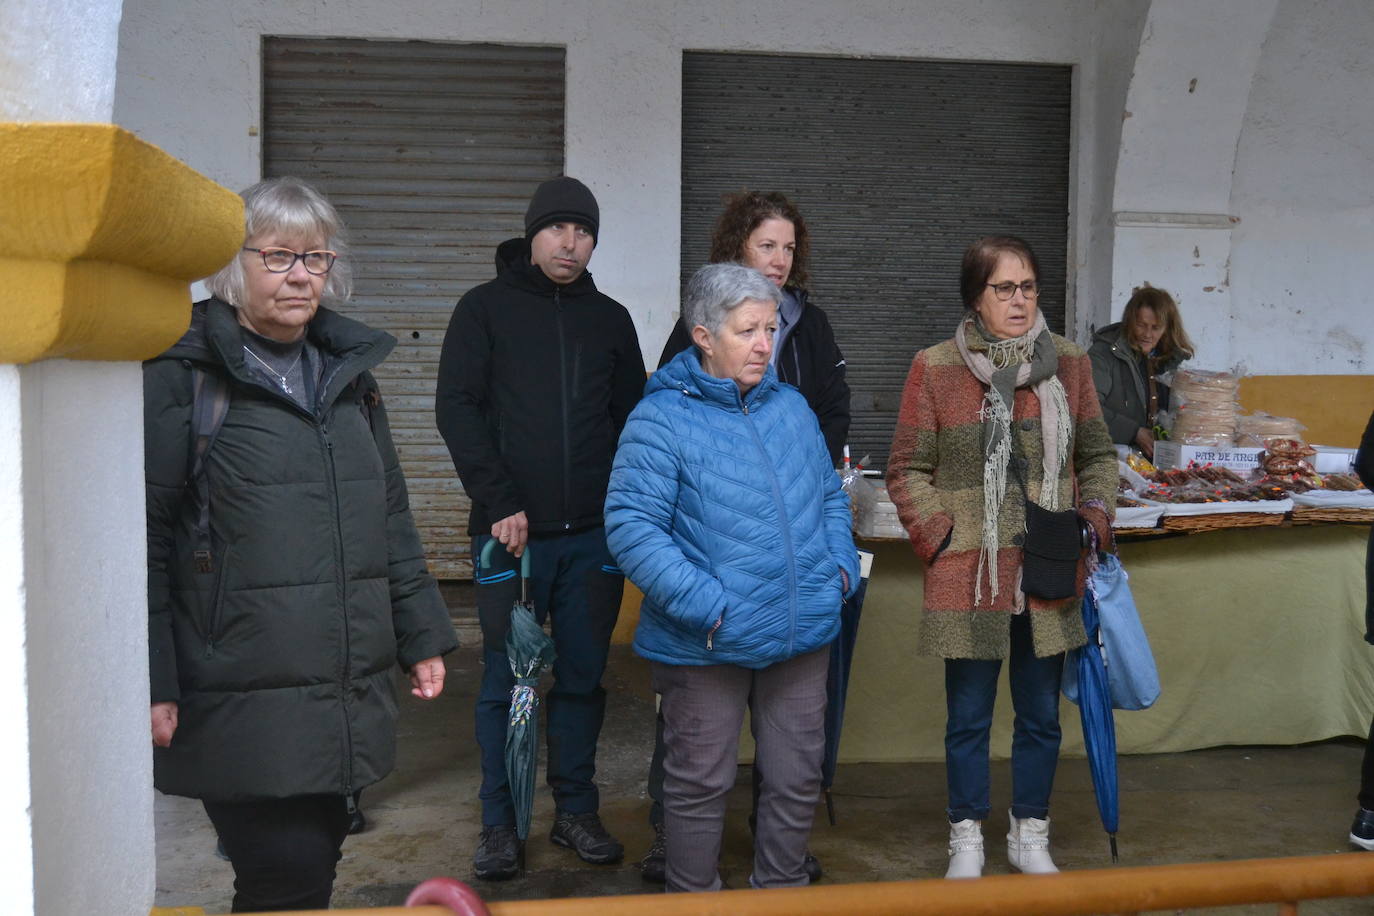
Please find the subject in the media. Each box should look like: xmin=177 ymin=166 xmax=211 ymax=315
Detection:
xmin=1010 ymin=434 xmax=1084 ymax=600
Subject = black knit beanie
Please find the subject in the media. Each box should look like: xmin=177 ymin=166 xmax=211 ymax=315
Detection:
xmin=524 ymin=176 xmax=599 ymax=244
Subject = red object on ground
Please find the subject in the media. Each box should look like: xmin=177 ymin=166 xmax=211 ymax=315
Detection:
xmin=405 ymin=876 xmax=491 ymax=914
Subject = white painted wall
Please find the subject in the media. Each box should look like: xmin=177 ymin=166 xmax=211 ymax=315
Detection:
xmin=113 ymin=0 xmax=1110 ymax=358
xmin=1075 ymin=0 xmax=1151 ymax=341
xmin=1229 ymin=0 xmax=1374 ymax=375
xmin=1108 ymin=0 xmax=1279 ymax=372
xmin=2 ymin=1 xmax=156 ymax=914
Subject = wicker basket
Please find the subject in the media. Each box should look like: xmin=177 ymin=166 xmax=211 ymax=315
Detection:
xmin=1160 ymin=511 xmax=1287 ymax=533
xmin=1291 ymin=506 xmax=1374 ymax=525
xmin=1113 ymin=526 xmax=1172 ymax=539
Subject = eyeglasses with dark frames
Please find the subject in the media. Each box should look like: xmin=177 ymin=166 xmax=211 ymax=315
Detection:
xmin=243 ymin=247 xmax=338 ymax=275
xmin=986 ymin=280 xmax=1039 ymax=300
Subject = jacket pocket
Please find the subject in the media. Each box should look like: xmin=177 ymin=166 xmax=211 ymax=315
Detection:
xmin=201 ymin=545 xmax=231 ymax=658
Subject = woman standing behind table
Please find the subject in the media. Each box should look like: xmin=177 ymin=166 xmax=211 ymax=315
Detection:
xmin=606 ymin=263 xmax=859 ymax=893
xmin=144 ymin=177 xmax=457 ymax=911
xmin=886 ymin=235 xmax=1116 ymax=879
xmin=1088 ymin=284 xmax=1195 ymax=460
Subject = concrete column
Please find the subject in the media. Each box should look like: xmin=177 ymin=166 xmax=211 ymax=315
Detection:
xmin=2 ymin=7 xmax=241 ymax=915
xmin=2 ymin=3 xmax=136 ymax=911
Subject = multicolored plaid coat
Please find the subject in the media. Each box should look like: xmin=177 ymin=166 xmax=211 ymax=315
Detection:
xmin=885 ymin=328 xmax=1117 ymax=660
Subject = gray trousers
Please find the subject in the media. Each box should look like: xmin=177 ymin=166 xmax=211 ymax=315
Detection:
xmin=651 ymin=647 xmax=828 ymax=892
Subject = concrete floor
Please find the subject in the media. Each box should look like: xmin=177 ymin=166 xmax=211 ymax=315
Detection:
xmin=155 ymin=639 xmax=1374 ymax=914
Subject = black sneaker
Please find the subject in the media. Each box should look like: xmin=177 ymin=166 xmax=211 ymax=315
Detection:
xmin=639 ymin=823 xmax=666 ymax=883
xmin=550 ymin=811 xmax=624 ymax=864
xmin=1351 ymin=808 xmax=1374 ymax=851
xmin=803 ymin=851 xmax=823 ymax=883
xmin=474 ymin=825 xmax=523 ymax=880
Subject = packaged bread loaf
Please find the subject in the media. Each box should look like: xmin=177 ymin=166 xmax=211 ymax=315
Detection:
xmin=1170 ymin=369 xmax=1239 ymax=446
xmin=1236 ymin=411 xmax=1306 ymax=447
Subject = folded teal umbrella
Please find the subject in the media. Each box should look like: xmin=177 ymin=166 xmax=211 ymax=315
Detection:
xmin=480 ymin=540 xmax=556 ymax=842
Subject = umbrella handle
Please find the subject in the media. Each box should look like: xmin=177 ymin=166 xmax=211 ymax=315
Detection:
xmin=480 ymin=538 xmax=532 ymax=581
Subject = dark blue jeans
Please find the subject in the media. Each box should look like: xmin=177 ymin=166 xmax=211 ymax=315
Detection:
xmin=944 ymin=613 xmax=1064 ymax=823
xmin=474 ymin=528 xmax=623 ymax=827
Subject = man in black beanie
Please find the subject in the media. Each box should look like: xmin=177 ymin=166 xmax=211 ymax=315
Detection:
xmin=436 ymin=176 xmax=645 ymax=880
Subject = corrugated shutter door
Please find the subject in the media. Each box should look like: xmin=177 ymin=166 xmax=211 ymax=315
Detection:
xmin=682 ymin=53 xmax=1071 ymax=469
xmin=263 ymin=38 xmax=565 ymax=579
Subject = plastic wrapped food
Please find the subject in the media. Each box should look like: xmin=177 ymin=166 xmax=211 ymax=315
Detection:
xmin=1125 ymin=452 xmax=1156 ymax=476
xmin=1170 ymin=369 xmax=1241 ymax=446
xmin=1236 ymin=412 xmax=1306 ymax=447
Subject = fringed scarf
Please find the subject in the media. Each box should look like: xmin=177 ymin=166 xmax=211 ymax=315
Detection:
xmin=954 ymin=311 xmax=1073 ymax=605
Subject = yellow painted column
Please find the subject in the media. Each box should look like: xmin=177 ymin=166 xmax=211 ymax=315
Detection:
xmin=0 ymin=123 xmax=243 ymax=364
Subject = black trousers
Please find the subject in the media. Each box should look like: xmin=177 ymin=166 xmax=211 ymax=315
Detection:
xmin=203 ymin=794 xmax=351 ymax=912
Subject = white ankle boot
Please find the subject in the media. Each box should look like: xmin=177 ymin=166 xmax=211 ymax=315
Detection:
xmin=1007 ymin=810 xmax=1059 ymax=874
xmin=945 ymin=818 xmax=984 ymax=878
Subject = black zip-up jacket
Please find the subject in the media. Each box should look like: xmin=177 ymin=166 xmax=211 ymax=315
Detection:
xmin=144 ymin=299 xmax=456 ymax=801
xmin=657 ymin=288 xmax=850 ymax=464
xmin=1356 ymin=410 xmax=1374 ymax=644
xmin=436 ymin=238 xmax=646 ymax=535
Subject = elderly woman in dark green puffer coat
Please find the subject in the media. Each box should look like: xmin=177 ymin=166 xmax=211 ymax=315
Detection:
xmin=1088 ymin=284 xmax=1194 ymax=460
xmin=144 ymin=177 xmax=456 ymax=912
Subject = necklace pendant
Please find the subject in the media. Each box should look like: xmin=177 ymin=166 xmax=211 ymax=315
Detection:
xmin=280 ymin=380 xmax=293 ymax=395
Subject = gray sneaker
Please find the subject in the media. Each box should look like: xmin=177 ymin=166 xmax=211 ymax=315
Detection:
xmin=550 ymin=811 xmax=624 ymax=864
xmin=474 ymin=825 xmax=522 ymax=880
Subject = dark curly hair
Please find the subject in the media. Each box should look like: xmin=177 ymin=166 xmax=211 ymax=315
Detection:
xmin=708 ymin=190 xmax=811 ymax=292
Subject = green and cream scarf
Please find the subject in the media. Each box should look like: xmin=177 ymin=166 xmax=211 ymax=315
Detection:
xmin=954 ymin=311 xmax=1072 ymax=604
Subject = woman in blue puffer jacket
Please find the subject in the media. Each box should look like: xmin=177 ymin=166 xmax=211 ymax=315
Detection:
xmin=606 ymin=262 xmax=859 ymax=893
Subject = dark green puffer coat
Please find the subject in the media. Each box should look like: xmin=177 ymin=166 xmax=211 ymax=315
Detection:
xmin=1087 ymin=322 xmax=1187 ymax=445
xmin=145 ymin=298 xmax=457 ymax=802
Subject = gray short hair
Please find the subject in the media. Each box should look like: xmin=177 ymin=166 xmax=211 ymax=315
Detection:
xmin=682 ymin=263 xmax=781 ymax=335
xmin=204 ymin=177 xmax=354 ymax=307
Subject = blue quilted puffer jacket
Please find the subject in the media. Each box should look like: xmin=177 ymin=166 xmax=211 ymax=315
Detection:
xmin=605 ymin=348 xmax=859 ymax=669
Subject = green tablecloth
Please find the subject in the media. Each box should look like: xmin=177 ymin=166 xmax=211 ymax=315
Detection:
xmin=827 ymin=524 xmax=1373 ymax=762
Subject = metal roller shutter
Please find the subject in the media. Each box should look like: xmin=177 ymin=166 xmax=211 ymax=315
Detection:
xmin=682 ymin=52 xmax=1071 ymax=469
xmin=263 ymin=37 xmax=565 ymax=579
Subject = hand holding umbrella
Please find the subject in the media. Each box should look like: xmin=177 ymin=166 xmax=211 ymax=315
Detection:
xmin=479 ymin=539 xmax=556 ymax=844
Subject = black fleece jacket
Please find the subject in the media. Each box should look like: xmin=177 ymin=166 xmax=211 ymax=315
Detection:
xmin=436 ymin=238 xmax=646 ymax=536
xmin=658 ymin=289 xmax=850 ymax=464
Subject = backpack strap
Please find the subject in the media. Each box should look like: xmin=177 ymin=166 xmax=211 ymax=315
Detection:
xmin=189 ymin=364 xmax=231 ymax=573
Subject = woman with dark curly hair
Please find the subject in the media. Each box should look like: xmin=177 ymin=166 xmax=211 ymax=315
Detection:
xmin=658 ymin=191 xmax=850 ymax=463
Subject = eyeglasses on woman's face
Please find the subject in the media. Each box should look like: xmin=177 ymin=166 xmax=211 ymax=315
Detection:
xmin=986 ymin=280 xmax=1039 ymax=301
xmin=243 ymin=246 xmax=338 ymax=275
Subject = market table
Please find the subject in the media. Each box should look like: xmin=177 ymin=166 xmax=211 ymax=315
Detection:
xmin=824 ymin=523 xmax=1373 ymax=763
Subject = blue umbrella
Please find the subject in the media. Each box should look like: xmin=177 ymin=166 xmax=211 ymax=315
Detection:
xmin=1070 ymin=577 xmax=1120 ymax=862
xmin=821 ymin=549 xmax=872 ymax=825
xmin=479 ymin=540 xmax=556 ymax=843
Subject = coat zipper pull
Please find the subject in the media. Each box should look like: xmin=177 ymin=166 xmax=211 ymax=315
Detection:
xmin=706 ymin=614 xmax=723 ymax=650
